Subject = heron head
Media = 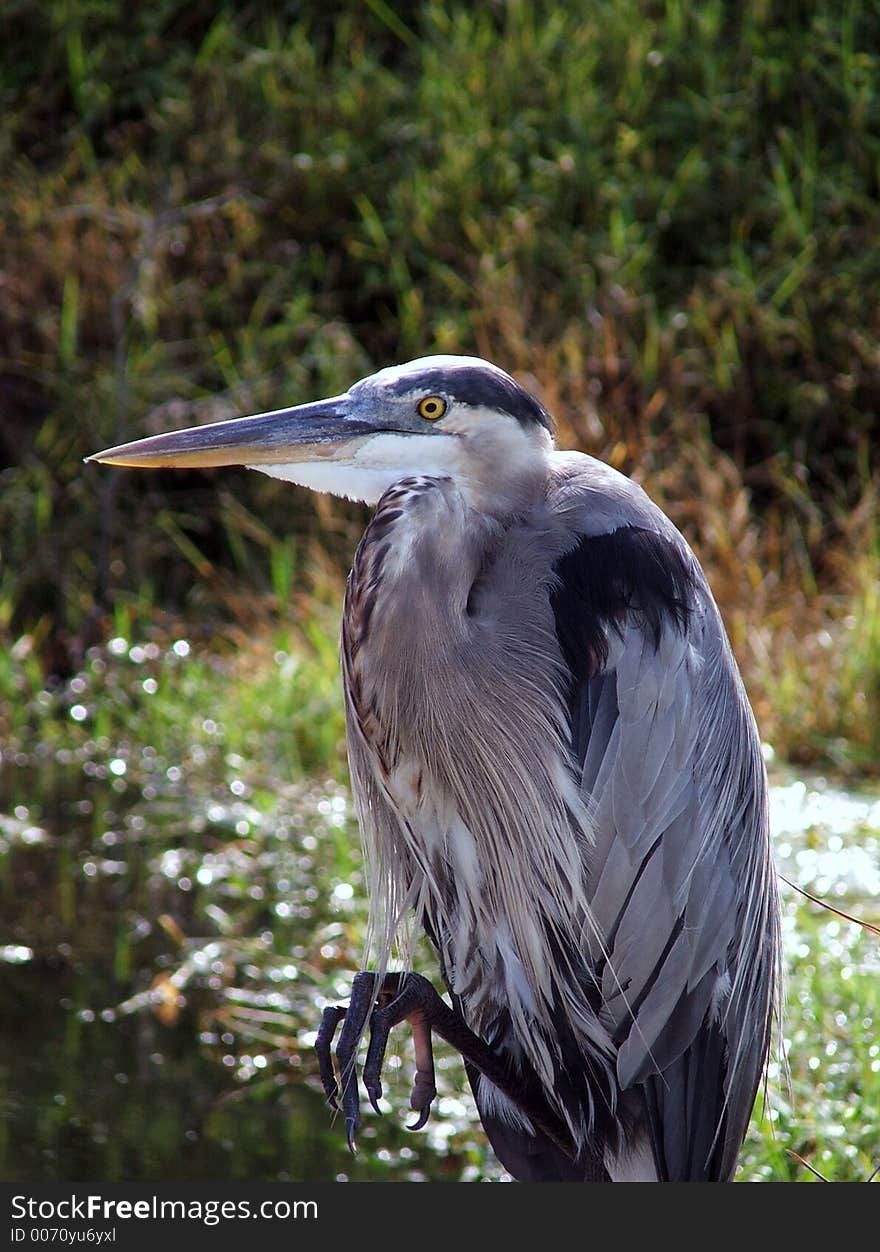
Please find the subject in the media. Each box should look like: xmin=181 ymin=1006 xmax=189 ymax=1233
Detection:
xmin=88 ymin=356 xmax=554 ymax=509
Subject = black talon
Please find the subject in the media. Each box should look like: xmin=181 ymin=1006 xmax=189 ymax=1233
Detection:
xmin=333 ymin=971 xmax=380 ymax=1153
xmin=315 ymin=1005 xmax=346 ymax=1108
xmin=364 ymin=1073 xmax=384 ymax=1118
xmin=362 ymin=1013 xmax=391 ymax=1116
xmin=407 ymin=1108 xmax=431 ymax=1132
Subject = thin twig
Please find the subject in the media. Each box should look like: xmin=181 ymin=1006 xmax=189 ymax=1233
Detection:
xmin=779 ymin=874 xmax=880 ymax=937
xmin=786 ymin=1149 xmax=829 ymax=1182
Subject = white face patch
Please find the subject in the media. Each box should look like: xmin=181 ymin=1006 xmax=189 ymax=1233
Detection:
xmin=248 ymin=431 xmax=464 ymax=504
xmin=251 ymin=461 xmax=400 ymax=503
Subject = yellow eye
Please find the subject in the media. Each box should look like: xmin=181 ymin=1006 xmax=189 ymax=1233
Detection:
xmin=417 ymin=395 xmax=447 ymax=421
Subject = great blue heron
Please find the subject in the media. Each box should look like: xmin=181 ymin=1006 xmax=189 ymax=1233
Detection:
xmin=90 ymin=355 xmax=780 ymax=1182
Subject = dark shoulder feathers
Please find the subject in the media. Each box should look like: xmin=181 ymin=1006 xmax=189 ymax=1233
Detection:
xmin=550 ymin=526 xmax=696 ymax=682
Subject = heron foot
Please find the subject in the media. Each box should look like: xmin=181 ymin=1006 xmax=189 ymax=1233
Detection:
xmin=315 ymin=971 xmax=452 ymax=1152
xmin=315 ymin=970 xmax=578 ymax=1161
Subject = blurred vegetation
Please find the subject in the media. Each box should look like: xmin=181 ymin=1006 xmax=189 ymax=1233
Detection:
xmin=1 ymin=0 xmax=879 ymax=1184
xmin=1 ymin=0 xmax=879 ymax=770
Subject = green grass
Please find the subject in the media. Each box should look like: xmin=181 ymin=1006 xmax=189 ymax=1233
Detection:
xmin=742 ymin=908 xmax=879 ymax=1182
xmin=0 ymin=612 xmax=347 ymax=786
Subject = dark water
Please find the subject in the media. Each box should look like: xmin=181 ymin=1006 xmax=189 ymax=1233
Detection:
xmin=0 ymin=754 xmax=495 ymax=1183
xmin=2 ymin=960 xmax=343 ymax=1182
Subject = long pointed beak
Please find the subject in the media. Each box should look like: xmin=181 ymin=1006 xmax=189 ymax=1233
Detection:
xmin=87 ymin=396 xmax=379 ymax=469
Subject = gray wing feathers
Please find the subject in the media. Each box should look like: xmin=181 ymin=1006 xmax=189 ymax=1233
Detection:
xmin=555 ymin=481 xmax=777 ymax=1178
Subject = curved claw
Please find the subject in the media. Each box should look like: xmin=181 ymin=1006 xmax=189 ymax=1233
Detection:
xmin=406 ymin=1011 xmax=437 ymax=1132
xmin=362 ymin=1009 xmax=391 ymax=1117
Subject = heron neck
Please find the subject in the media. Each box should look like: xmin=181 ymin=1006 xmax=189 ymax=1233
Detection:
xmin=346 ymin=476 xmax=495 ymax=657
